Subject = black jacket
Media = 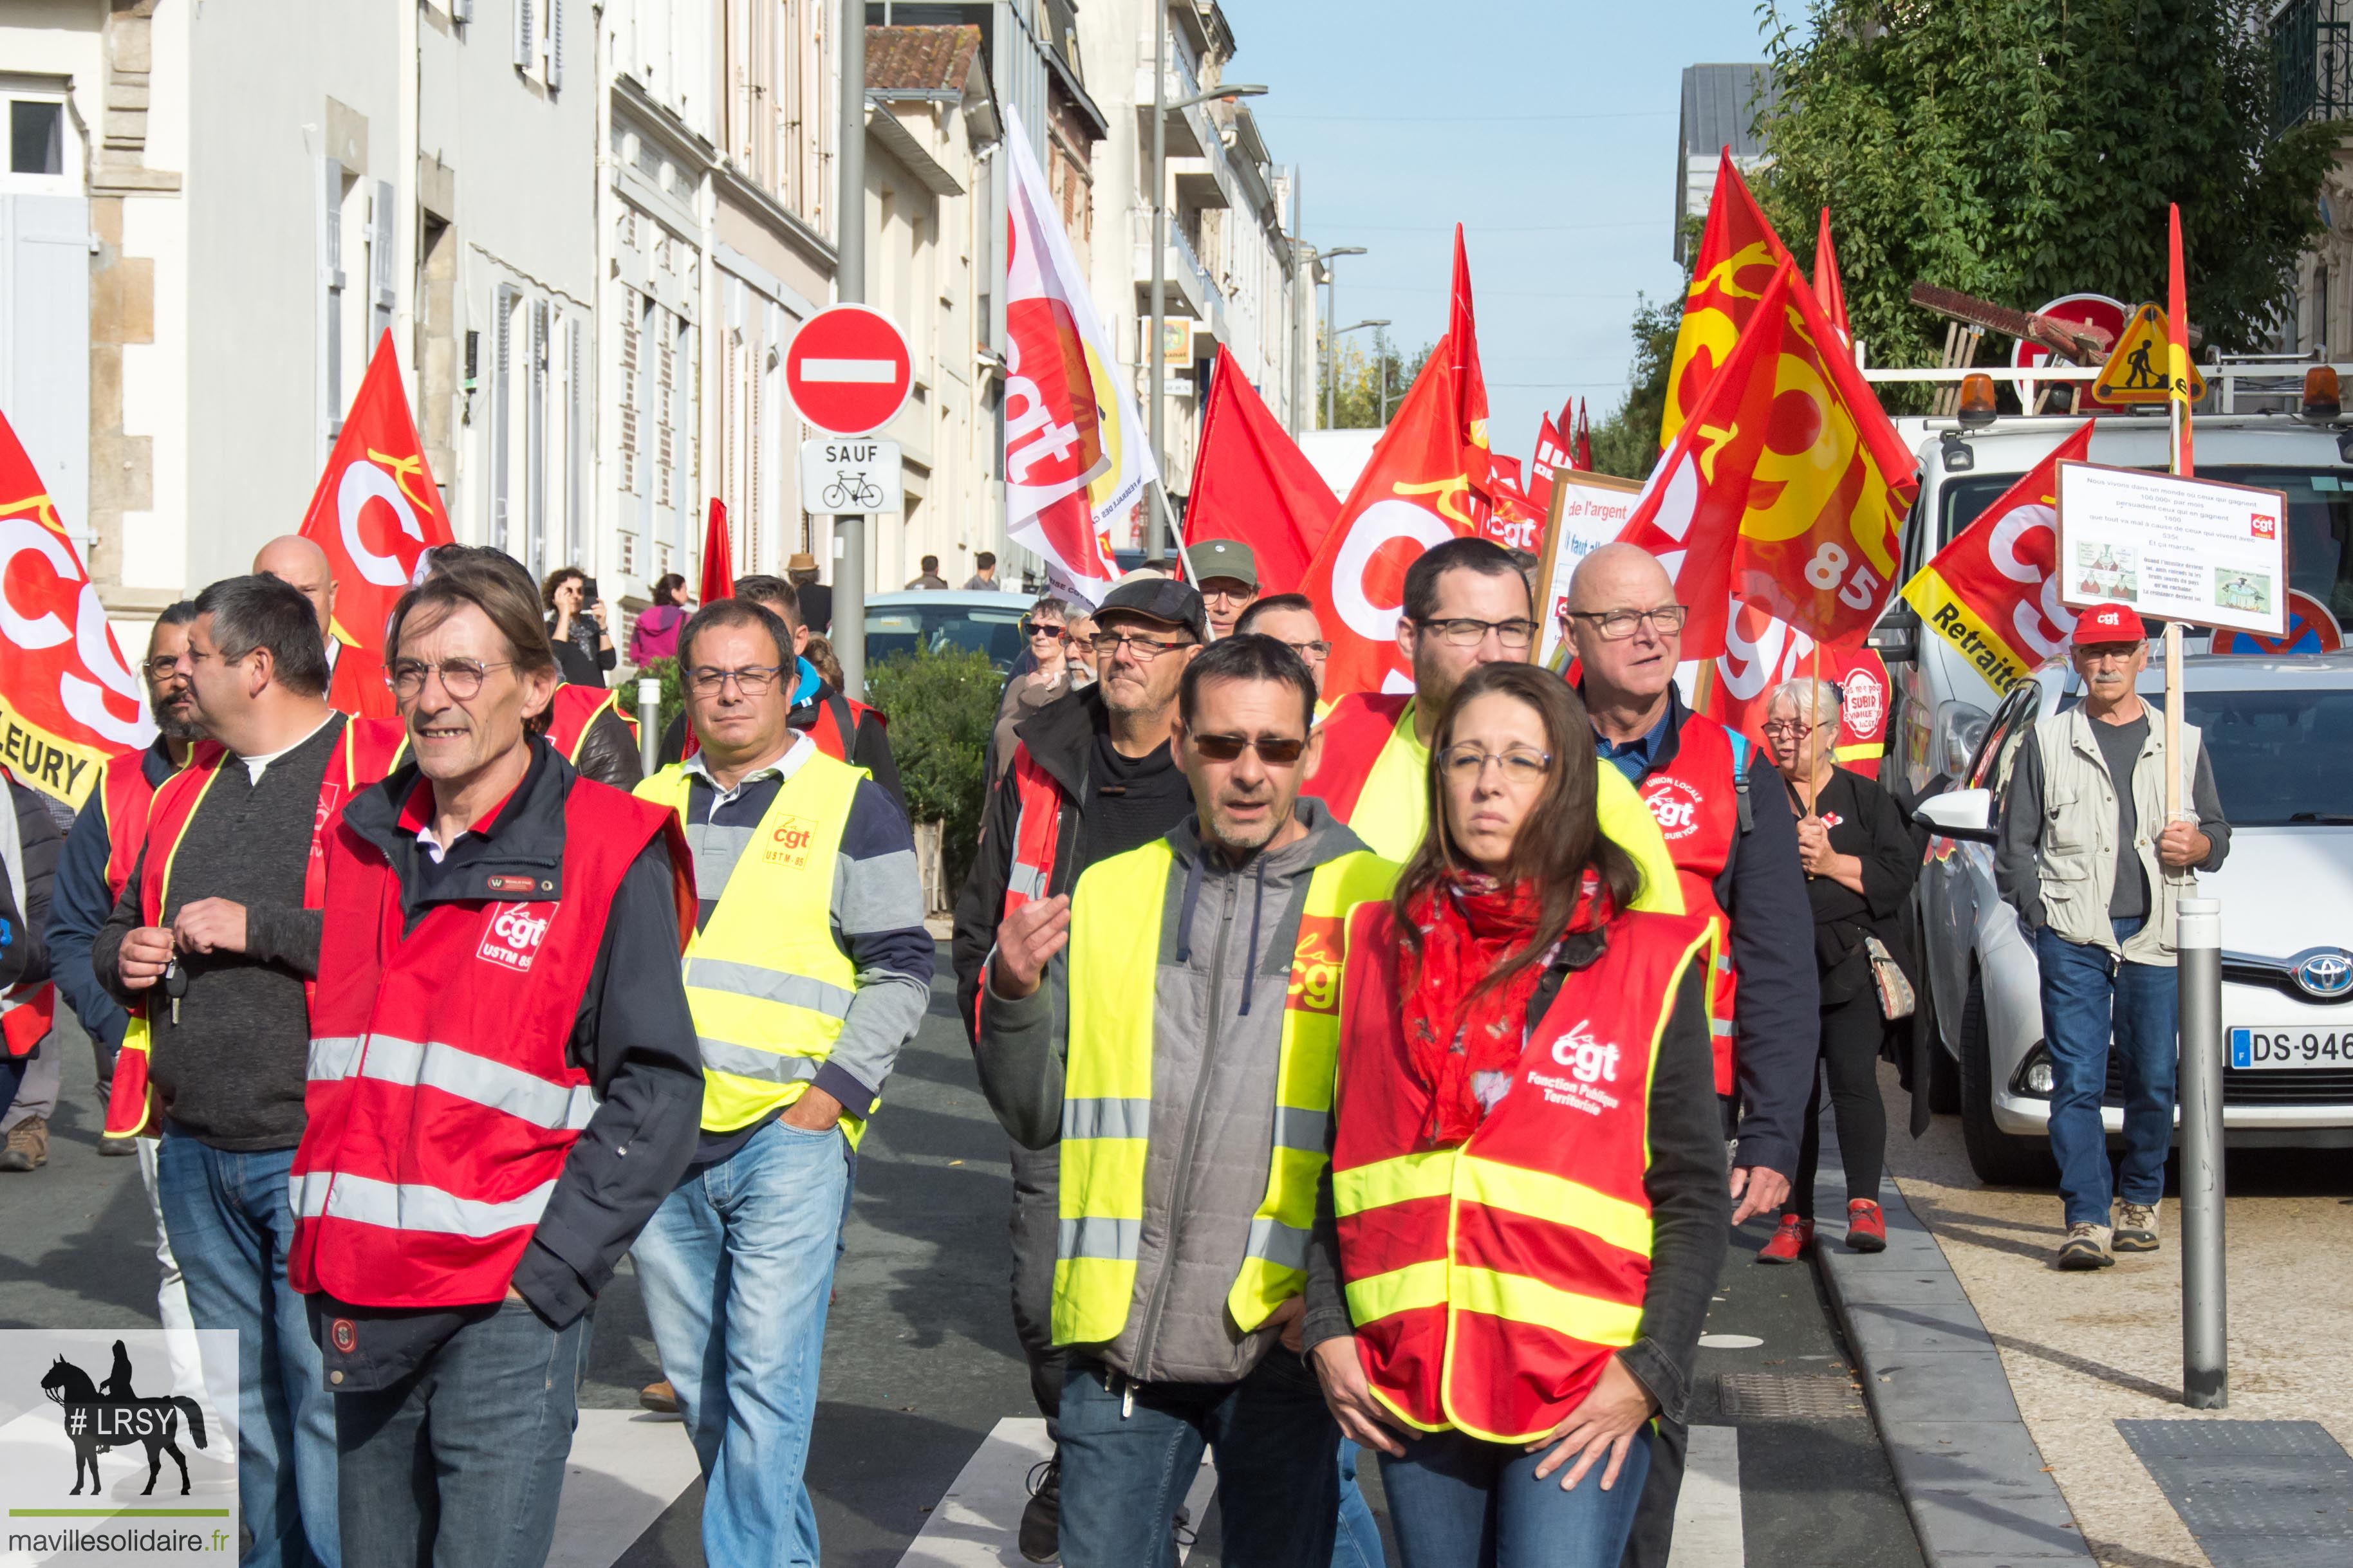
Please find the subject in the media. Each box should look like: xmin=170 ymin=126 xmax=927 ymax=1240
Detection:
xmin=0 ymin=779 xmax=59 ymax=993
xmin=308 ymin=741 xmax=702 ymax=1381
xmin=570 ymin=707 xmax=644 ymax=791
xmin=1620 ymin=690 xmax=1820 ymax=1179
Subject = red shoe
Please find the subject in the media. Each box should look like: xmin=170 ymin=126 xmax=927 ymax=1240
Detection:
xmin=1846 ymin=1199 xmax=1888 ymax=1253
xmin=1756 ymin=1215 xmax=1812 ymax=1264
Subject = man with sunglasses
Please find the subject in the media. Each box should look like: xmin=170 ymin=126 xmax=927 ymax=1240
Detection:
xmin=978 ymin=634 xmax=1395 ymax=1566
xmin=633 ymin=597 xmax=931 ymax=1565
xmin=1563 ymin=542 xmax=1817 ymax=1568
xmin=951 ymin=575 xmax=1207 ymax=1560
xmin=1305 ymin=536 xmax=1679 ymax=890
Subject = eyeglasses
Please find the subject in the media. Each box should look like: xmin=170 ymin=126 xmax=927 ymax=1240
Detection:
xmin=1199 ymin=584 xmax=1254 ymax=604
xmin=1415 ymin=616 xmax=1538 ymax=650
xmin=1065 ymin=634 xmax=1097 ymax=653
xmin=389 ymin=658 xmax=515 ymax=701
xmin=1565 ymin=605 xmax=1688 ymax=640
xmin=1022 ymin=620 xmax=1068 ymax=641
xmin=142 ymin=656 xmax=189 ymax=680
xmin=1438 ymin=744 xmax=1552 ymax=784
xmin=1760 ymin=719 xmax=1818 ymax=739
xmin=1096 ymin=631 xmax=1196 ymax=661
xmin=685 ymin=665 xmax=785 ymax=697
xmin=1272 ymin=638 xmax=1330 ymax=661
xmin=1188 ymin=733 xmax=1308 ymax=765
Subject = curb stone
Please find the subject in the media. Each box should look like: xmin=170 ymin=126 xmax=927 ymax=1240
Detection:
xmin=1811 ymin=1153 xmax=2098 ymax=1565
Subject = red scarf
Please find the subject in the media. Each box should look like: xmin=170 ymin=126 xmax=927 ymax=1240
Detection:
xmin=1399 ymin=871 xmax=1615 ymax=1147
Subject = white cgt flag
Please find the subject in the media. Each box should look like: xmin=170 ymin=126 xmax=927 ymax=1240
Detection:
xmin=1002 ymin=105 xmax=1156 ymax=605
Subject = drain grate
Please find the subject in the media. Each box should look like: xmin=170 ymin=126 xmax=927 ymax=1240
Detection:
xmin=1716 ymin=1372 xmax=1866 ymax=1421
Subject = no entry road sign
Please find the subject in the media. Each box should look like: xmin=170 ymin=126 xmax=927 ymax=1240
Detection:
xmin=785 ymin=304 xmax=914 ymax=436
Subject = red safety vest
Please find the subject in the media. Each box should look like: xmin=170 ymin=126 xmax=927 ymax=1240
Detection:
xmin=101 ymin=717 xmax=406 ymax=1136
xmin=326 ymin=642 xmax=400 ymax=720
xmin=1332 ymin=901 xmax=1711 ymax=1443
xmin=100 ymin=748 xmax=167 ymax=901
xmin=1305 ymin=692 xmax=1413 ymax=825
xmin=288 ymin=777 xmax=687 ymax=1307
xmin=1634 ymin=714 xmax=1744 ymax=1094
xmin=544 ymin=685 xmax=637 ymax=766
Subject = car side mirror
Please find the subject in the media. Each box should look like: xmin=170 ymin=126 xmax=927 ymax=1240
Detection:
xmin=1913 ymin=787 xmax=1998 ymax=845
xmin=1868 ymin=604 xmax=1920 ymax=665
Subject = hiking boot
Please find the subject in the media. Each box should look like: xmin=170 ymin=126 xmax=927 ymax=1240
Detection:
xmin=97 ymin=1134 xmax=137 ymax=1158
xmin=638 ymin=1380 xmax=679 ymax=1416
xmin=0 ymin=1115 xmax=48 ymax=1172
xmin=2113 ymin=1201 xmax=2161 ymax=1253
xmin=2055 ymin=1221 xmax=2114 ymax=1270
xmin=1846 ymin=1199 xmax=1888 ymax=1253
xmin=1019 ymin=1455 xmax=1061 ymax=1563
xmin=1756 ymin=1215 xmax=1812 ymax=1264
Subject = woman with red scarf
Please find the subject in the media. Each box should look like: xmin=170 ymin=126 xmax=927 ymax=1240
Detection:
xmin=1301 ymin=662 xmax=1729 ymax=1568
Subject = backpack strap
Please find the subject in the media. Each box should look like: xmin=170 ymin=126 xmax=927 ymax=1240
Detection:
xmin=1727 ymin=729 xmax=1755 ymax=835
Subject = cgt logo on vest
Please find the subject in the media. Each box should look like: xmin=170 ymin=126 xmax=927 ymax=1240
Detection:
xmin=1644 ymin=777 xmax=1704 ymax=842
xmin=1529 ymin=1020 xmax=1624 ymax=1117
xmin=478 ymin=901 xmax=554 ymax=974
xmin=1287 ymin=916 xmax=1345 ymax=1014
xmin=765 ymin=815 xmax=819 ymax=872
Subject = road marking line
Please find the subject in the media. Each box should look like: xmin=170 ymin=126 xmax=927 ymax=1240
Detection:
xmin=802 ymin=358 xmax=898 ymax=382
xmin=545 ymin=1409 xmax=702 ymax=1568
xmin=892 ymin=1416 xmax=1218 ymax=1567
xmin=1667 ymin=1424 xmax=1744 ymax=1568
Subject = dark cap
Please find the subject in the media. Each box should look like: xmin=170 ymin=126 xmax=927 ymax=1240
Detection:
xmin=1192 ymin=539 xmax=1258 ymax=590
xmin=1095 ymin=576 xmax=1208 ymax=643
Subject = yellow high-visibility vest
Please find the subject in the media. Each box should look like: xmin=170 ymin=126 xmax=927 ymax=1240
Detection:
xmin=1052 ymin=837 xmax=1399 ymax=1347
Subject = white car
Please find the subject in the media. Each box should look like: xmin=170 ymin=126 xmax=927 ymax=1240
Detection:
xmin=1910 ymin=653 xmax=2353 ymax=1184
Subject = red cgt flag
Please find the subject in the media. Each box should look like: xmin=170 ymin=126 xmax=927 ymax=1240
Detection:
xmin=1662 ymin=152 xmax=1796 ymax=452
xmin=297 ymin=331 xmax=452 ymax=715
xmin=1814 ymin=207 xmax=1852 ymax=350
xmin=1619 ymin=259 xmax=1918 ymax=659
xmin=1573 ymin=398 xmax=1593 ymax=472
xmin=1300 ymin=232 xmax=1495 ymax=698
xmin=0 ymin=409 xmax=154 ymax=807
xmin=1185 ymin=346 xmax=1341 ymax=594
xmin=701 ymin=497 xmax=735 ymax=604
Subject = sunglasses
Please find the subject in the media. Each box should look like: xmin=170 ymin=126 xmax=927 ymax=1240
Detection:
xmin=1189 ymin=733 xmax=1307 ymax=765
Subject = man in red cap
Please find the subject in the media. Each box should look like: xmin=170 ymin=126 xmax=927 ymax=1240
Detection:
xmin=1995 ymin=604 xmax=2230 ymax=1270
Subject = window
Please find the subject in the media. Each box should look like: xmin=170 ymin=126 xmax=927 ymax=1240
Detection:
xmin=8 ymin=101 xmax=60 ymax=176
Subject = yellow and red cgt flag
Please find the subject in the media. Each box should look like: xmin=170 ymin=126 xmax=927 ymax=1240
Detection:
xmin=1301 ymin=232 xmax=1497 ymax=698
xmin=1619 ymin=259 xmax=1919 ymax=659
xmin=297 ymin=331 xmax=454 ymax=716
xmin=1661 ymin=151 xmax=1796 ymax=452
xmin=0 ymin=409 xmax=156 ymax=807
xmin=1814 ymin=207 xmax=1851 ymax=351
xmin=1899 ymin=421 xmax=2095 ymax=692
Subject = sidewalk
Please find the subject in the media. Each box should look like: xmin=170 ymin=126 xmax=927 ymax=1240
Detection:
xmin=1866 ymin=1065 xmax=2353 ymax=1568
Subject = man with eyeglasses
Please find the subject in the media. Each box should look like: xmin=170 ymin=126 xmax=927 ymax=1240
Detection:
xmin=1305 ymin=535 xmax=1679 ymax=890
xmin=951 ymin=575 xmax=1207 ymax=1560
xmin=1191 ymin=539 xmax=1260 ymax=638
xmin=1234 ymin=594 xmax=1331 ymax=705
xmin=978 ymin=634 xmax=1395 ymax=1566
xmin=633 ymin=597 xmax=931 ymax=1565
xmin=1562 ymin=542 xmax=1817 ymax=1568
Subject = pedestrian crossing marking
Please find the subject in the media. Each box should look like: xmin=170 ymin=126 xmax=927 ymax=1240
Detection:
xmin=544 ymin=1409 xmax=702 ymax=1568
xmin=1668 ymin=1425 xmax=1744 ymax=1568
xmin=890 ymin=1417 xmax=1216 ymax=1566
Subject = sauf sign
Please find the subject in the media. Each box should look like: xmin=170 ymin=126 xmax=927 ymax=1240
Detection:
xmin=799 ymin=437 xmax=904 ymax=518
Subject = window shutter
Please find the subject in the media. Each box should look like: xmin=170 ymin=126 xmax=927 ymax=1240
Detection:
xmin=321 ymin=158 xmax=346 ymax=444
xmin=528 ymin=298 xmax=549 ymax=574
xmin=618 ymin=295 xmax=639 ymax=495
xmin=492 ymin=285 xmax=514 ymax=551
xmin=367 ymin=179 xmax=396 ymax=348
xmin=514 ymin=0 xmax=535 ymax=69
xmin=568 ymin=316 xmax=586 ymax=564
xmin=548 ymin=0 xmax=564 ymax=91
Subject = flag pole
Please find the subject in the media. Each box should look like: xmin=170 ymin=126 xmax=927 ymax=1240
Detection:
xmin=1807 ymin=639 xmax=1823 ymax=817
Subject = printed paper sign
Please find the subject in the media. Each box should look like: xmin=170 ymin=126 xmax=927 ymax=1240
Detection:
xmin=2054 ymin=461 xmax=2288 ymax=636
xmin=1534 ymin=470 xmax=1645 ymax=669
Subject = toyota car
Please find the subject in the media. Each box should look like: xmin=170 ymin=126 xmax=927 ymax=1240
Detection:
xmin=1910 ymin=654 xmax=2353 ymax=1184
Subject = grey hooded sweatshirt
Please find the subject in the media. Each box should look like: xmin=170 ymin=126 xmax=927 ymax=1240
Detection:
xmin=975 ymin=797 xmax=1371 ymax=1388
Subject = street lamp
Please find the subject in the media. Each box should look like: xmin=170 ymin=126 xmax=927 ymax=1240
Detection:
xmin=1321 ymin=246 xmax=1367 ymax=430
xmin=1332 ymin=318 xmax=1388 ymax=428
xmin=1148 ymin=6 xmax=1267 ymax=558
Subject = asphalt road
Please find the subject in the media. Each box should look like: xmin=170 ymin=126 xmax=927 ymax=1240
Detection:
xmin=5 ymin=957 xmax=1938 ymax=1565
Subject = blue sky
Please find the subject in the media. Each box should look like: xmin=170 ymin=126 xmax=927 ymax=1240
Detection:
xmin=1222 ymin=0 xmax=1778 ymax=462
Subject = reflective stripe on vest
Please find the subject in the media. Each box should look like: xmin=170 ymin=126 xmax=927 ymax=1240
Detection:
xmin=1051 ymin=838 xmax=1400 ymax=1347
xmin=1332 ymin=901 xmax=1710 ymax=1444
xmin=1311 ymin=693 xmax=1687 ymax=916
xmin=1636 ymin=713 xmax=1742 ymax=1094
xmin=287 ymin=777 xmax=676 ymax=1307
xmin=1002 ymin=746 xmax=1063 ymax=915
xmin=637 ymin=750 xmax=871 ymax=1138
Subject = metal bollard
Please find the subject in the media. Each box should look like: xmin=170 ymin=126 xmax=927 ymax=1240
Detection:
xmin=637 ymin=678 xmax=662 ymax=779
xmin=2176 ymin=895 xmax=2226 ymax=1409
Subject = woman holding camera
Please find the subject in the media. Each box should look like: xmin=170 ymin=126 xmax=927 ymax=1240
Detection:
xmin=543 ymin=565 xmax=616 ymax=688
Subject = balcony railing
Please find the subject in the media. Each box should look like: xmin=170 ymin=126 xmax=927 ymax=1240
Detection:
xmin=2274 ymin=0 xmax=2353 ymax=130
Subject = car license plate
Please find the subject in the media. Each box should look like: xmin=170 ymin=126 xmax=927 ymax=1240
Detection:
xmin=2227 ymin=1028 xmax=2353 ymax=1069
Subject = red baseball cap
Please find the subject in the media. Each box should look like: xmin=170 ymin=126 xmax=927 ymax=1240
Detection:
xmin=2072 ymin=602 xmax=2146 ymax=645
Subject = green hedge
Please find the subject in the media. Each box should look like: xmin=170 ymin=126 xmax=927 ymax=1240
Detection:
xmin=613 ymin=656 xmax=684 ymax=743
xmin=864 ymin=649 xmax=1000 ymax=894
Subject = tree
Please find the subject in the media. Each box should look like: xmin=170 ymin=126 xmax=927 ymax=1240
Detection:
xmin=1754 ymin=0 xmax=2339 ymax=377
xmin=1316 ymin=331 xmax=1434 ymax=429
xmin=1588 ymin=292 xmax=1684 ymax=481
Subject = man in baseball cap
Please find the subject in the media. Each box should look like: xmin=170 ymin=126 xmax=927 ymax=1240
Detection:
xmin=1994 ymin=601 xmax=2231 ymax=1271
xmin=1190 ymin=539 xmax=1259 ymax=638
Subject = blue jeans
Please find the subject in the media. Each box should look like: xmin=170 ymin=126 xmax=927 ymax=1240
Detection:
xmin=633 ymin=1118 xmax=848 ymax=1568
xmin=331 ymin=1301 xmax=588 ymax=1568
xmin=156 ymin=1132 xmax=339 ymax=1568
xmin=2036 ymin=918 xmax=2179 ymax=1227
xmin=1058 ymin=1351 xmax=1340 ymax=1568
xmin=1334 ymin=1438 xmax=1388 ymax=1568
xmin=1377 ymin=1426 xmax=1651 ymax=1568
